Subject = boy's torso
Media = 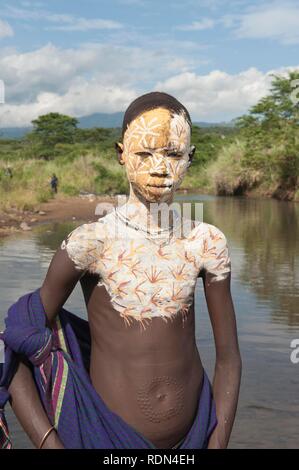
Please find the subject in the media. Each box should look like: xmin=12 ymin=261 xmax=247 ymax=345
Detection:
xmin=63 ymin=209 xmax=227 ymax=448
xmin=82 ymin=277 xmax=203 ymax=449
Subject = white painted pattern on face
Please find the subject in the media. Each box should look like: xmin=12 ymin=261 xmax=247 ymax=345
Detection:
xmin=122 ymin=107 xmax=191 ymax=203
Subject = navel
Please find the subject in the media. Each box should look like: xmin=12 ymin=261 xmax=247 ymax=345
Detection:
xmin=136 ymin=375 xmax=184 ymax=423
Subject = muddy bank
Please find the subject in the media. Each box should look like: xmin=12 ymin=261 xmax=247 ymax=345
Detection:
xmin=1 ymin=187 xmax=298 ymax=239
xmin=0 ymin=194 xmax=116 ymax=238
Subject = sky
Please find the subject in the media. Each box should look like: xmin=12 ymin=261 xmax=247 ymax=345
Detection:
xmin=0 ymin=0 xmax=299 ymax=127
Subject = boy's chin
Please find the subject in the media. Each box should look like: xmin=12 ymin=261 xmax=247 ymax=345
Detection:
xmin=147 ymin=195 xmax=170 ymax=203
xmin=139 ymin=188 xmax=174 ymax=203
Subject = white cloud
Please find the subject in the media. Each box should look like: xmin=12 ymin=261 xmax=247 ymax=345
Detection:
xmin=47 ymin=18 xmax=123 ymax=32
xmin=0 ymin=42 xmax=193 ymax=126
xmin=0 ymin=42 xmax=194 ymax=104
xmin=3 ymin=61 xmax=299 ymax=126
xmin=233 ymin=3 xmax=299 ymax=44
xmin=20 ymin=1 xmax=44 ymax=6
xmin=176 ymin=18 xmax=215 ymax=31
xmin=177 ymin=3 xmax=299 ymax=45
xmin=0 ymin=19 xmax=14 ymax=38
xmin=0 ymin=82 xmax=136 ymax=127
xmin=2 ymin=6 xmax=123 ymax=31
xmin=155 ymin=67 xmax=299 ymax=121
xmin=1 ymin=38 xmax=298 ymax=127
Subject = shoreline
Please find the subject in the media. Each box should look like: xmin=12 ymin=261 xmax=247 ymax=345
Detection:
xmin=0 ymin=194 xmax=116 ymax=238
xmin=0 ymin=189 xmax=297 ymax=239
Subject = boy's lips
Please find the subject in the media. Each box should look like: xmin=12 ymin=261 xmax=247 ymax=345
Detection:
xmin=146 ymin=183 xmax=173 ymax=188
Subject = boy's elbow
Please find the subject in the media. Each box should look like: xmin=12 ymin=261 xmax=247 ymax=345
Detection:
xmin=216 ymin=349 xmax=242 ymax=371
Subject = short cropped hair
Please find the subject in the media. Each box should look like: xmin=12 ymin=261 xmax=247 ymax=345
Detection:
xmin=122 ymin=91 xmax=192 ymax=138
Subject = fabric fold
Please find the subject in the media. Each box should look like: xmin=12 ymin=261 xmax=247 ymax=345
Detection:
xmin=0 ymin=289 xmax=217 ymax=449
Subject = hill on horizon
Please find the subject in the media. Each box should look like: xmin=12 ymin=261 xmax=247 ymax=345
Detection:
xmin=0 ymin=112 xmax=234 ymax=139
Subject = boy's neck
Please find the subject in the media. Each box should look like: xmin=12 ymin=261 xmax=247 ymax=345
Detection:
xmin=119 ymin=187 xmax=177 ymax=231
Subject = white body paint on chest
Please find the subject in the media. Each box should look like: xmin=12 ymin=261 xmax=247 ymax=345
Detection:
xmin=61 ymin=209 xmax=231 ymax=330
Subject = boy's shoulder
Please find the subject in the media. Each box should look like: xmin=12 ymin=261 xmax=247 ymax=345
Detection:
xmin=63 ymin=210 xmax=116 ymax=244
xmin=60 ymin=214 xmax=115 ymax=272
xmin=185 ymin=219 xmax=227 ymax=242
xmin=201 ymin=221 xmax=227 ymax=240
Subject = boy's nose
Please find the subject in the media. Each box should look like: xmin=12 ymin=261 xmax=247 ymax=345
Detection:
xmin=149 ymin=155 xmax=170 ymax=176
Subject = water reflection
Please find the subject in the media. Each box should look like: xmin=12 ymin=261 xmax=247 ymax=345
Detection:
xmin=1 ymin=194 xmax=298 ymax=448
xmin=34 ymin=222 xmax=77 ymax=251
xmin=176 ymin=195 xmax=299 ymax=327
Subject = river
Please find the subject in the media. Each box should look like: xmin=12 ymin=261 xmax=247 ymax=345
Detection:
xmin=0 ymin=194 xmax=298 ymax=448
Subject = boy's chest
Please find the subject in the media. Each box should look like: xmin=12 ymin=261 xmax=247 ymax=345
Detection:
xmin=91 ymin=236 xmax=203 ymax=323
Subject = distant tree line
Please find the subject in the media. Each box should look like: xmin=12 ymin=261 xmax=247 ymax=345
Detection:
xmin=25 ymin=113 xmax=120 ymax=160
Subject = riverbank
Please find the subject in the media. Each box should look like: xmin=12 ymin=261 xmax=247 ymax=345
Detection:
xmin=0 ymin=194 xmax=116 ymax=238
xmin=1 ymin=187 xmax=298 ymax=239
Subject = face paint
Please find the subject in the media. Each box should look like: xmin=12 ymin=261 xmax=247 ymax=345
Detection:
xmin=122 ymin=107 xmax=191 ymax=203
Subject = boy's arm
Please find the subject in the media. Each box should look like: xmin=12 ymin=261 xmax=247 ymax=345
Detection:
xmin=9 ymin=359 xmax=64 ymax=449
xmin=203 ymin=271 xmax=242 ymax=449
xmin=199 ymin=224 xmax=241 ymax=449
xmin=40 ymin=246 xmax=84 ymax=326
xmin=41 ymin=221 xmax=101 ymax=325
xmin=8 ymin=234 xmax=86 ymax=448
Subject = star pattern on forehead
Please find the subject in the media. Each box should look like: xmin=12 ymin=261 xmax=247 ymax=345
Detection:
xmin=129 ymin=115 xmax=162 ymax=149
xmin=124 ymin=109 xmax=190 ymax=153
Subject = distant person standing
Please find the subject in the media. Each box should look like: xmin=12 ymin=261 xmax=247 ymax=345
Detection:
xmin=5 ymin=167 xmax=13 ymax=178
xmin=50 ymin=173 xmax=58 ymax=194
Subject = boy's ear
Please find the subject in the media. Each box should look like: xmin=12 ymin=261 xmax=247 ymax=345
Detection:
xmin=188 ymin=145 xmax=196 ymax=167
xmin=115 ymin=142 xmax=125 ymax=165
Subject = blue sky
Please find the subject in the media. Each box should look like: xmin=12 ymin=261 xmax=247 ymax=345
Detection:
xmin=0 ymin=0 xmax=299 ymax=126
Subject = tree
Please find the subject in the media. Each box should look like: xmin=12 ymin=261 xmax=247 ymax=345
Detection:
xmin=235 ymin=71 xmax=299 ymax=192
xmin=31 ymin=113 xmax=78 ymax=158
xmin=237 ymin=71 xmax=299 ymax=131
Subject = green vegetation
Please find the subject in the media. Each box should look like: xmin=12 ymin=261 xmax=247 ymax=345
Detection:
xmin=30 ymin=113 xmax=78 ymax=159
xmin=0 ymin=71 xmax=298 ymax=212
xmin=208 ymin=71 xmax=299 ymax=199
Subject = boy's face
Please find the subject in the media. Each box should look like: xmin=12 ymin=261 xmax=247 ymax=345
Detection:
xmin=118 ymin=107 xmax=194 ymax=203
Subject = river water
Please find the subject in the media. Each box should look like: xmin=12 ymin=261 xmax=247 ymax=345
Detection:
xmin=0 ymin=194 xmax=298 ymax=448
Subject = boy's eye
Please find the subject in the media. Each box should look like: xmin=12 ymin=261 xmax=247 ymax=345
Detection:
xmin=167 ymin=151 xmax=182 ymax=158
xmin=135 ymin=151 xmax=152 ymax=158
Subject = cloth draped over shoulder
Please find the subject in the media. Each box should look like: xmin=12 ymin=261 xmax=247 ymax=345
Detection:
xmin=0 ymin=289 xmax=217 ymax=449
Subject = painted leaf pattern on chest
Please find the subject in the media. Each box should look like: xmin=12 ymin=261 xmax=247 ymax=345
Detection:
xmin=61 ymin=212 xmax=231 ymax=329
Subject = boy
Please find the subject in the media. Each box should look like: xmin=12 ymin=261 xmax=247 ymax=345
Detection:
xmin=1 ymin=92 xmax=241 ymax=449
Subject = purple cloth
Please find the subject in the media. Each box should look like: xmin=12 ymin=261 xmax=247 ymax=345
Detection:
xmin=0 ymin=289 xmax=217 ymax=449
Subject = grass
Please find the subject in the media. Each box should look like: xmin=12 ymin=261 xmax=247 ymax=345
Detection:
xmin=206 ymin=140 xmax=262 ymax=196
xmin=0 ymin=148 xmax=129 ymax=212
xmin=0 ymin=123 xmax=298 ymax=213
